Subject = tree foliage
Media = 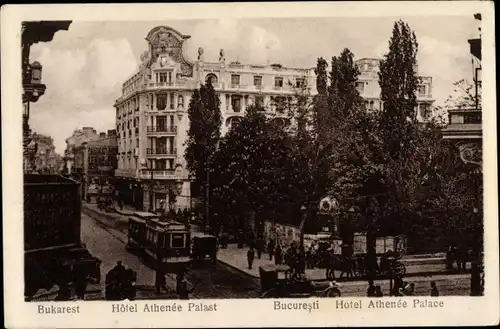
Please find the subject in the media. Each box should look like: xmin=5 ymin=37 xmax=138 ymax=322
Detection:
xmin=204 ymin=20 xmax=482 ymax=255
xmin=184 ymin=82 xmax=222 ymax=194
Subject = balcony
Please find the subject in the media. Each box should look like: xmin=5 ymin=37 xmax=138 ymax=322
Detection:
xmin=146 ymin=126 xmax=178 ymax=135
xmin=138 ymin=169 xmax=176 ymax=180
xmin=146 ymin=148 xmax=177 ymax=157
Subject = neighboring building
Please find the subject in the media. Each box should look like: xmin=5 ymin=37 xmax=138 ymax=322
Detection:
xmin=73 ymin=130 xmax=118 ymax=199
xmin=114 ymin=25 xmax=316 ymax=211
xmin=63 ymin=127 xmax=100 ymax=175
xmin=30 ymin=133 xmax=60 ymax=174
xmin=442 ymin=18 xmax=482 ymax=166
xmin=355 ymin=58 xmax=434 ymax=121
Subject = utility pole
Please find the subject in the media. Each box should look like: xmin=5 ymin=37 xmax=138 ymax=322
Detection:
xmin=205 ymin=168 xmax=210 ymax=231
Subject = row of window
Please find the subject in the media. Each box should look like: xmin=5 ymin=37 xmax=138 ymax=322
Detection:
xmin=356 ymin=81 xmax=431 ymax=96
xmin=208 ymin=74 xmax=305 ymax=88
xmin=116 ymin=96 xmax=139 ymax=116
xmin=225 ymin=94 xmax=292 ymax=113
xmin=118 ymin=158 xmax=176 ymax=171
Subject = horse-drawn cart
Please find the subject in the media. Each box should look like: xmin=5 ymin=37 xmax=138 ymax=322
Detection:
xmin=259 ymin=264 xmax=341 ymax=298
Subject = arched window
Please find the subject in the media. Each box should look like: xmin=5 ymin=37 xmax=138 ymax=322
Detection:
xmin=205 ymin=73 xmax=218 ymax=85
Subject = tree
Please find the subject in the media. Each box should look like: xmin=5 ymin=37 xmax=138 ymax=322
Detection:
xmin=444 ymin=78 xmax=481 ymax=110
xmin=211 ymin=105 xmax=275 ymax=232
xmin=184 ymin=82 xmax=222 ymax=218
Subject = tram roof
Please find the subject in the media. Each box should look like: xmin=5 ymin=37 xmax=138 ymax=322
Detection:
xmin=192 ymin=232 xmax=217 ymax=239
xmin=133 ymin=211 xmax=159 ymax=219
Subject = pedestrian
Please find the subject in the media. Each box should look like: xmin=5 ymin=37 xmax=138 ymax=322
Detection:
xmin=176 ymin=272 xmax=185 ymax=295
xmin=367 ymin=280 xmax=376 ymax=297
xmin=256 ymin=237 xmax=263 ymax=259
xmin=178 ymin=279 xmax=198 ymax=300
xmin=275 ymin=244 xmax=283 ymax=265
xmin=268 ymin=239 xmax=275 ymax=261
xmin=247 ymin=248 xmax=255 ymax=269
xmin=73 ymin=267 xmax=87 ymax=300
xmin=124 ymin=269 xmax=137 ymax=300
xmin=430 ymin=281 xmax=439 ymax=297
xmin=375 ymin=285 xmax=384 ymax=297
xmin=446 ymin=246 xmax=455 ymax=271
xmin=155 ymin=269 xmax=168 ymax=294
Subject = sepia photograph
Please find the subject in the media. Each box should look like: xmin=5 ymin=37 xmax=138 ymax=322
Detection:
xmin=2 ymin=2 xmax=498 ymax=328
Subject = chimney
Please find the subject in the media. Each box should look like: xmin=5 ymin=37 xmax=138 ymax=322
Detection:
xmin=99 ymin=132 xmax=106 ymax=139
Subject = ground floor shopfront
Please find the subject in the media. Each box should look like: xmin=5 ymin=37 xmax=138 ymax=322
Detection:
xmin=114 ymin=176 xmax=192 ymax=212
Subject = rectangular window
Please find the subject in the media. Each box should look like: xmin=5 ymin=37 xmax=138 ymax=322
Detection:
xmin=356 ymin=82 xmax=365 ymax=94
xmin=274 ymin=77 xmax=283 ymax=87
xmin=231 ymin=95 xmax=242 ymax=112
xmin=253 ymin=76 xmax=262 ymax=87
xmin=231 ymin=74 xmax=240 ymax=87
xmin=159 ymin=72 xmax=168 ymax=83
xmin=155 ymin=159 xmax=166 ymax=169
xmin=296 ymin=78 xmax=305 ymax=88
xmin=418 ymin=85 xmax=427 ymax=96
xmin=170 ymin=93 xmax=175 ymax=109
xmin=171 ymin=233 xmax=185 ymax=248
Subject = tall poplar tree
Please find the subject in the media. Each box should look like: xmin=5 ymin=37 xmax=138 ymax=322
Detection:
xmin=184 ymin=82 xmax=222 ymax=208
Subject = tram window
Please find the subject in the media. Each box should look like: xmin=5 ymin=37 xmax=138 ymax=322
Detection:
xmin=171 ymin=233 xmax=185 ymax=248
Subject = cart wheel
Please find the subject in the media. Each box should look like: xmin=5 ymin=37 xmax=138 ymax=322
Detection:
xmin=261 ymin=289 xmax=279 ymax=298
xmin=323 ymin=287 xmax=341 ymax=298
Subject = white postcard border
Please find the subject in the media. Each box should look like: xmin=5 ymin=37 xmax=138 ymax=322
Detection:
xmin=2 ymin=2 xmax=498 ymax=328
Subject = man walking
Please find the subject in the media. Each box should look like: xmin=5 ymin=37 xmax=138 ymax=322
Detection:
xmin=247 ymin=248 xmax=255 ymax=270
xmin=268 ymin=239 xmax=275 ymax=261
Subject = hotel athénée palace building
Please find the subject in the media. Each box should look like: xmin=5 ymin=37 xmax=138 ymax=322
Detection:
xmin=114 ymin=26 xmax=434 ymax=212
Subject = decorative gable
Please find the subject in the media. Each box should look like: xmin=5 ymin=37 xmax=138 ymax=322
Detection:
xmin=144 ymin=26 xmax=194 ymax=77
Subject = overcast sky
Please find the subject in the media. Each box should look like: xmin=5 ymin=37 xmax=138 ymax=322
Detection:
xmin=29 ymin=16 xmax=478 ymax=153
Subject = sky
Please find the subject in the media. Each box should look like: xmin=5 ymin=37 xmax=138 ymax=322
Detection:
xmin=29 ymin=16 xmax=479 ymax=154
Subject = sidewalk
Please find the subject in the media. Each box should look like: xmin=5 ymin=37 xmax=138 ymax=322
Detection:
xmin=83 ymin=202 xmax=129 ymax=235
xmin=217 ymin=244 xmax=462 ymax=281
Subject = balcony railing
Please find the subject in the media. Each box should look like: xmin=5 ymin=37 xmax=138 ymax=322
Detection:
xmin=146 ymin=126 xmax=177 ymax=134
xmin=138 ymin=169 xmax=175 ymax=179
xmin=146 ymin=148 xmax=177 ymax=156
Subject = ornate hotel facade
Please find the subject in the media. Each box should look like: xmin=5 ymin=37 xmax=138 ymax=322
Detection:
xmin=114 ymin=26 xmax=434 ymax=212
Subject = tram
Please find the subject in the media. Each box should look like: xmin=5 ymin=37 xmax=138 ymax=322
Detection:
xmin=126 ymin=212 xmax=191 ymax=273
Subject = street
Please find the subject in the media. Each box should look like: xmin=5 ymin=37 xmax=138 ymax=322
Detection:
xmin=81 ymin=212 xmax=260 ymax=299
xmin=82 ymin=211 xmax=471 ymax=299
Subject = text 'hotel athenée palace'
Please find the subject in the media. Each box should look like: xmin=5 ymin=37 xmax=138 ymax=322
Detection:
xmin=114 ymin=26 xmax=434 ymax=212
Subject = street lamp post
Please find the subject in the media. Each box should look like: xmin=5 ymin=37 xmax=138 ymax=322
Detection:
xmin=140 ymin=159 xmax=154 ymax=212
xmin=299 ymin=205 xmax=307 ymax=247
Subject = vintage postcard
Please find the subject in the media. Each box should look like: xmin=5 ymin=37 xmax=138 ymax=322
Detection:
xmin=2 ymin=1 xmax=498 ymax=328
